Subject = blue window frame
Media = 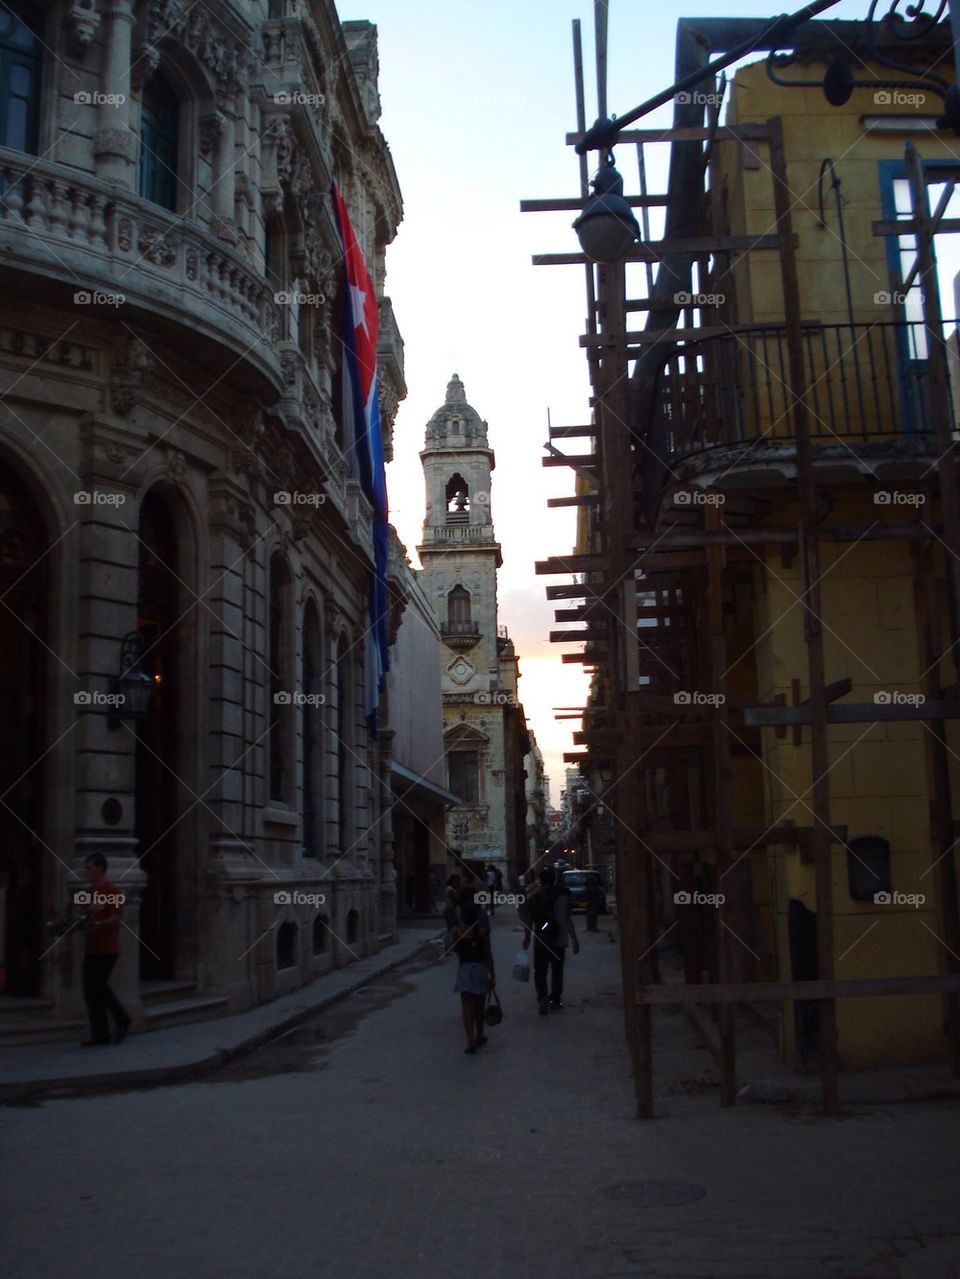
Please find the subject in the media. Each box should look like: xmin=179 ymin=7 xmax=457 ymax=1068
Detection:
xmin=0 ymin=0 xmax=42 ymax=155
xmin=878 ymin=157 xmax=960 ymax=437
xmin=138 ymin=73 xmax=179 ymax=211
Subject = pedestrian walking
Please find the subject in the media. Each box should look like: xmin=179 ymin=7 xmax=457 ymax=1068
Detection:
xmin=442 ymin=873 xmax=461 ymax=955
xmin=483 ymin=863 xmax=498 ymax=915
xmin=80 ymin=853 xmax=131 ymax=1046
xmin=453 ymin=883 xmax=495 ymax=1053
xmin=522 ymin=866 xmax=579 ymax=1014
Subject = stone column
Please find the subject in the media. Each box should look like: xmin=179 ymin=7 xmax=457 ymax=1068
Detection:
xmin=93 ymin=0 xmax=137 ymax=185
xmin=203 ymin=110 xmax=237 ymax=233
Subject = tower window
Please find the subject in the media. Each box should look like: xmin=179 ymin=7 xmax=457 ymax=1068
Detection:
xmin=448 ymin=750 xmax=479 ymax=805
xmin=447 ymin=585 xmax=471 ymax=626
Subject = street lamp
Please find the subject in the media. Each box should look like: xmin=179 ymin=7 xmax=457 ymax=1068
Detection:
xmin=108 ymin=630 xmax=155 ymax=730
xmin=573 ymin=153 xmax=641 ymax=263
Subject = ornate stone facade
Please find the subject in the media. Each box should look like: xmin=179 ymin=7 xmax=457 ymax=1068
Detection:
xmin=0 ymin=0 xmax=408 ymax=1030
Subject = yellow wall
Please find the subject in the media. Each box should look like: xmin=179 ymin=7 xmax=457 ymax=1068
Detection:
xmin=717 ymin=56 xmax=955 ymax=1066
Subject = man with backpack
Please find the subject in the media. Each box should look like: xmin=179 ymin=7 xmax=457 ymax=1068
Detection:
xmin=521 ymin=865 xmax=579 ymax=1014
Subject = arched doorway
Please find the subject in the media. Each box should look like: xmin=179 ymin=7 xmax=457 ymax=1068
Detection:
xmin=135 ymin=490 xmax=180 ymax=981
xmin=0 ymin=459 xmax=47 ymax=996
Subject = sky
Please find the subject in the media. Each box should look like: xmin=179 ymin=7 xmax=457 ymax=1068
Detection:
xmin=346 ymin=0 xmax=882 ymax=805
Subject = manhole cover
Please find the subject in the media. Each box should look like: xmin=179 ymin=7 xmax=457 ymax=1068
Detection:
xmin=599 ymin=1180 xmax=706 ymax=1207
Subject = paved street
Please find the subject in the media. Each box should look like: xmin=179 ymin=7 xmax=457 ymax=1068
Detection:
xmin=3 ymin=913 xmax=960 ymax=1279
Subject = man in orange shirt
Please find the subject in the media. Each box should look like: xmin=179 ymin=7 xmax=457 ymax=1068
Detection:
xmin=80 ymin=853 xmax=131 ymax=1046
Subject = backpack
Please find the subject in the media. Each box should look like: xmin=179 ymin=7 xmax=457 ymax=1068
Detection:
xmin=532 ymin=886 xmax=560 ymax=944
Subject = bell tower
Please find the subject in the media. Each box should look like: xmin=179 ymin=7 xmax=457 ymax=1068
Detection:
xmin=418 ymin=374 xmax=508 ymax=869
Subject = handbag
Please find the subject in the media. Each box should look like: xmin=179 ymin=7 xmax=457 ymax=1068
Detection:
xmin=512 ymin=950 xmax=530 ymax=982
xmin=485 ymin=989 xmax=503 ymax=1026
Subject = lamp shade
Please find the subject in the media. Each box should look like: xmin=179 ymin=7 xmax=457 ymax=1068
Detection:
xmin=118 ymin=667 xmax=154 ymax=719
xmin=573 ymin=156 xmax=640 ymax=264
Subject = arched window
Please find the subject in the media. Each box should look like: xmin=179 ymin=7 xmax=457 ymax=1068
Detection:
xmin=447 ymin=585 xmax=471 ymax=626
xmin=312 ymin=913 xmax=329 ymax=955
xmin=448 ymin=749 xmax=479 ymax=805
xmin=302 ymin=601 xmax=323 ymax=857
xmin=334 ymin=635 xmax=353 ymax=851
xmin=445 ymin=473 xmax=469 ymax=518
xmin=0 ymin=0 xmax=42 ymax=154
xmin=139 ymin=72 xmax=179 ymax=210
xmin=346 ymin=908 xmax=359 ymax=945
xmin=268 ymin=554 xmax=292 ymax=804
xmin=276 ymin=920 xmax=297 ymax=969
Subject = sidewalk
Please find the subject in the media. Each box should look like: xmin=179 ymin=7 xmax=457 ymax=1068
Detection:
xmin=0 ymin=926 xmax=440 ymax=1104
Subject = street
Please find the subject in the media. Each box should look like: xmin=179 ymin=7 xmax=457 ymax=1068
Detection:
xmin=2 ymin=913 xmax=959 ymax=1279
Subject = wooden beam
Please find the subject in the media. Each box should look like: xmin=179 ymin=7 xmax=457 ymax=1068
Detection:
xmin=547 ymin=494 xmax=599 ymax=508
xmin=565 ymin=123 xmax=771 ymax=145
xmin=534 ymin=234 xmax=782 ymax=267
xmin=549 ymin=629 xmax=608 ymax=643
xmin=873 ymin=217 xmax=960 ymax=236
xmin=744 ymin=699 xmax=960 ymax=726
xmin=548 ymin=424 xmax=595 ymax=438
xmin=535 ymin=555 xmax=605 ymax=575
xmin=520 ymin=195 xmax=668 ymax=212
xmin=636 ymin=974 xmax=960 ymax=1006
xmin=541 ymin=453 xmax=596 ymax=468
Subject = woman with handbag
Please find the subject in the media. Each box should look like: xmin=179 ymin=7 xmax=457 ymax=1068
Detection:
xmin=453 ymin=882 xmax=495 ymax=1054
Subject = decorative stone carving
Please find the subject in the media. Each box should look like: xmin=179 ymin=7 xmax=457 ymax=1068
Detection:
xmin=138 ymin=224 xmax=177 ymax=266
xmin=145 ymin=0 xmax=245 ymax=93
xmin=110 ymin=338 xmax=154 ymax=416
xmin=93 ymin=127 xmax=137 ymax=161
xmin=166 ymin=447 xmax=187 ymax=483
xmin=65 ymin=0 xmax=101 ymax=55
xmin=199 ymin=111 xmax=227 ymax=159
xmin=130 ymin=43 xmax=160 ymax=91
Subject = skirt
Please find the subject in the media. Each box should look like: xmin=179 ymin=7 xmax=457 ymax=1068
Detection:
xmin=454 ymin=961 xmax=490 ymax=996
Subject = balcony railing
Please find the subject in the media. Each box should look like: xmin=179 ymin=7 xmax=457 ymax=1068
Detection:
xmin=441 ymin=620 xmax=480 ymax=637
xmin=0 ymin=149 xmax=281 ymax=389
xmin=653 ymin=320 xmax=949 ymax=461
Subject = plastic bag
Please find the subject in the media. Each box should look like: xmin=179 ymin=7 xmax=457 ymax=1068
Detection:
xmin=512 ymin=950 xmax=530 ymax=982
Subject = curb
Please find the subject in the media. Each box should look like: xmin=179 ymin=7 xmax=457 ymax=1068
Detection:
xmin=0 ymin=935 xmax=439 ymax=1105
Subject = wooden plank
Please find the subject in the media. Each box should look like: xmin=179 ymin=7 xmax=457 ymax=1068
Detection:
xmin=520 ymin=195 xmax=668 ymax=212
xmin=534 ymin=235 xmax=782 ymax=267
xmin=565 ymin=124 xmax=771 ymax=145
xmin=549 ymin=629 xmax=608 ymax=643
xmin=541 ymin=453 xmax=596 ymax=467
xmin=744 ymin=699 xmax=960 ymax=726
xmin=636 ymin=974 xmax=960 ymax=1006
xmin=548 ymin=425 xmax=595 ymax=438
xmin=562 ymin=652 xmax=600 ymax=664
xmin=535 ymin=555 xmax=605 ymax=575
xmin=873 ymin=216 xmax=960 ymax=236
xmin=545 ymin=584 xmax=601 ymax=600
xmin=547 ymin=494 xmax=599 ymax=508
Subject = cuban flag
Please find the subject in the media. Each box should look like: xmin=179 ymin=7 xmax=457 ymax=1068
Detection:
xmin=332 ymin=183 xmax=389 ymax=730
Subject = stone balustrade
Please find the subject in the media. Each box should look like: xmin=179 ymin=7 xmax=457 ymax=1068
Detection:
xmin=0 ymin=147 xmax=282 ymax=390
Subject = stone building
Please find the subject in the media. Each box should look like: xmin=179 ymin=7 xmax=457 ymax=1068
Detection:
xmin=417 ymin=375 xmax=530 ymax=886
xmin=0 ymin=0 xmax=412 ymax=1033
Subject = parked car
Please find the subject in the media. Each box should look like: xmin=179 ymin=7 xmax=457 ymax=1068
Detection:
xmin=562 ymin=869 xmax=607 ymax=913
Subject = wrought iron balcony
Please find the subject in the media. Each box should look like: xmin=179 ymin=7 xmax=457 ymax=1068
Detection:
xmin=0 ymin=148 xmax=282 ymax=392
xmin=649 ymin=319 xmax=948 ymax=468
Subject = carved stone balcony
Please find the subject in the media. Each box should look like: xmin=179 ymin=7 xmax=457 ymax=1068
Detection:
xmin=440 ymin=619 xmax=481 ymax=651
xmin=0 ymin=148 xmax=282 ymax=394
